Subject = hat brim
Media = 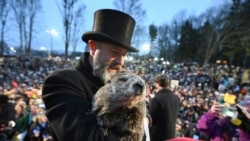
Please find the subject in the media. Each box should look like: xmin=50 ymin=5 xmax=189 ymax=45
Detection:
xmin=82 ymin=32 xmax=139 ymax=52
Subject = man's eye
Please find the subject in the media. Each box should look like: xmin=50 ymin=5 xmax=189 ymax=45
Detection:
xmin=111 ymin=51 xmax=119 ymax=55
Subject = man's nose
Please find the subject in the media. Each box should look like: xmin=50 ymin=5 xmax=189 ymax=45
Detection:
xmin=115 ymin=56 xmax=125 ymax=65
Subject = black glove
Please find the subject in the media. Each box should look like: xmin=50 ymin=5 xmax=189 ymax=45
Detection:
xmin=231 ymin=104 xmax=250 ymax=133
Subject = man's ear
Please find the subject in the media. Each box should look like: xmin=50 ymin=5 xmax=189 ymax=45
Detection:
xmin=88 ymin=40 xmax=97 ymax=56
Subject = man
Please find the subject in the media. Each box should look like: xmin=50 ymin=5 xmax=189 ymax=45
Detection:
xmin=135 ymin=67 xmax=145 ymax=78
xmin=0 ymin=95 xmax=15 ymax=140
xmin=42 ymin=9 xmax=139 ymax=141
xmin=149 ymin=74 xmax=181 ymax=141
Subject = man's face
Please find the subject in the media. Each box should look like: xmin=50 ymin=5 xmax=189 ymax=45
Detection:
xmin=136 ymin=70 xmax=144 ymax=77
xmin=92 ymin=42 xmax=128 ymax=83
xmin=154 ymin=82 xmax=160 ymax=91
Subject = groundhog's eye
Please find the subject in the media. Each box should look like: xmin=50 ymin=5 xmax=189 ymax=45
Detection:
xmin=119 ymin=77 xmax=128 ymax=82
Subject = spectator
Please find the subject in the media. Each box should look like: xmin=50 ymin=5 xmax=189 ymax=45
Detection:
xmin=0 ymin=95 xmax=15 ymax=140
xmin=175 ymin=117 xmax=185 ymax=137
xmin=232 ymin=95 xmax=250 ymax=135
xmin=149 ymin=74 xmax=181 ymax=140
xmin=27 ymin=109 xmax=51 ymax=141
xmin=13 ymin=101 xmax=29 ymax=141
xmin=181 ymin=106 xmax=199 ymax=138
xmin=196 ymin=100 xmax=250 ymax=140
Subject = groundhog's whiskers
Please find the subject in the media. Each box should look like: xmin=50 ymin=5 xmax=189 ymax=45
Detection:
xmin=112 ymin=86 xmax=115 ymax=93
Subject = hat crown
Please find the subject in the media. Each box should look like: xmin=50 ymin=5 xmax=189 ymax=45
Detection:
xmin=82 ymin=9 xmax=138 ymax=52
xmin=92 ymin=9 xmax=135 ymax=44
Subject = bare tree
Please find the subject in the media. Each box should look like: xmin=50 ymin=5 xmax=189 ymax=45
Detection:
xmin=11 ymin=0 xmax=27 ymax=56
xmin=10 ymin=0 xmax=42 ymax=57
xmin=157 ymin=24 xmax=172 ymax=61
xmin=0 ymin=0 xmax=11 ymax=56
xmin=168 ymin=13 xmax=186 ymax=62
xmin=200 ymin=4 xmax=238 ymax=65
xmin=57 ymin=0 xmax=86 ymax=60
xmin=71 ymin=4 xmax=85 ymax=55
xmin=25 ymin=0 xmax=42 ymax=56
xmin=113 ymin=0 xmax=147 ymax=56
xmin=223 ymin=0 xmax=250 ymax=66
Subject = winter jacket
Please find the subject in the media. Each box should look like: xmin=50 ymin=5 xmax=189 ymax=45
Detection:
xmin=196 ymin=110 xmax=250 ymax=141
xmin=43 ymin=53 xmax=138 ymax=141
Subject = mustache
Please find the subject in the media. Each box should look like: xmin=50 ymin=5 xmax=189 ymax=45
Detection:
xmin=109 ymin=61 xmax=124 ymax=71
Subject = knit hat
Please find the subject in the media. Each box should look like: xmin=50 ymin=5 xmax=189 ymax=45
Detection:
xmin=135 ymin=67 xmax=145 ymax=74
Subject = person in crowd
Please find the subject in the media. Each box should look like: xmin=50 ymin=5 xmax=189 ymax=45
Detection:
xmin=135 ymin=66 xmax=152 ymax=107
xmin=0 ymin=94 xmax=15 ymax=140
xmin=181 ymin=106 xmax=199 ymax=138
xmin=175 ymin=117 xmax=185 ymax=137
xmin=42 ymin=9 xmax=141 ymax=141
xmin=135 ymin=66 xmax=146 ymax=78
xmin=232 ymin=95 xmax=250 ymax=134
xmin=27 ymin=100 xmax=39 ymax=126
xmin=13 ymin=101 xmax=29 ymax=141
xmin=149 ymin=74 xmax=181 ymax=140
xmin=196 ymin=98 xmax=250 ymax=140
xmin=134 ymin=66 xmax=151 ymax=141
xmin=23 ymin=99 xmax=40 ymax=141
xmin=27 ymin=109 xmax=52 ymax=141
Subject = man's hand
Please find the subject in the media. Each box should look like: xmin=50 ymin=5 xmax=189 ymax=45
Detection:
xmin=211 ymin=101 xmax=223 ymax=115
xmin=236 ymin=104 xmax=250 ymax=119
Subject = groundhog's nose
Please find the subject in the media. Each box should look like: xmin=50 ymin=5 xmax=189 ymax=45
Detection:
xmin=135 ymin=83 xmax=143 ymax=89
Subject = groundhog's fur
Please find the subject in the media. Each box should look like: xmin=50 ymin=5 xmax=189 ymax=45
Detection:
xmin=92 ymin=70 xmax=147 ymax=141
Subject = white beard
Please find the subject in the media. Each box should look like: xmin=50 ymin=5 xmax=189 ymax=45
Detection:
xmin=92 ymin=59 xmax=111 ymax=84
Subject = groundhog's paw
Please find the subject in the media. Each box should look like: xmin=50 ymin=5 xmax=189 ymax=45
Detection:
xmin=120 ymin=136 xmax=134 ymax=141
xmin=120 ymin=134 xmax=141 ymax=141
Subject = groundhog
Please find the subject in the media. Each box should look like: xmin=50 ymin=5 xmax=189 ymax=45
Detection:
xmin=92 ymin=70 xmax=147 ymax=141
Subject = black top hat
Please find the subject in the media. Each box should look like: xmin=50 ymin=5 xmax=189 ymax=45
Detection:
xmin=82 ymin=9 xmax=138 ymax=52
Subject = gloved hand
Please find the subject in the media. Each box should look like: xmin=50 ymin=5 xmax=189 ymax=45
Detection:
xmin=231 ymin=104 xmax=250 ymax=133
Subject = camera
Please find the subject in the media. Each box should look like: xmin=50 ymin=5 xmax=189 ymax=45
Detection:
xmin=220 ymin=104 xmax=237 ymax=118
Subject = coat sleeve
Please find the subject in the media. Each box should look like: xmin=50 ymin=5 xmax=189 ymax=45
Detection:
xmin=42 ymin=69 xmax=107 ymax=141
xmin=196 ymin=110 xmax=220 ymax=137
xmin=148 ymin=98 xmax=160 ymax=124
xmin=234 ymin=105 xmax=250 ymax=134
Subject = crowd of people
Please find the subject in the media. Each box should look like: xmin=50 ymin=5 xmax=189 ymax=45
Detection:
xmin=132 ymin=59 xmax=250 ymax=140
xmin=0 ymin=55 xmax=249 ymax=141
xmin=0 ymin=56 xmax=65 ymax=141
xmin=1 ymin=8 xmax=250 ymax=141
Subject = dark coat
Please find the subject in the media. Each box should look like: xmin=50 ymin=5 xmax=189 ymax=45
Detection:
xmin=149 ymin=88 xmax=181 ymax=141
xmin=0 ymin=95 xmax=15 ymax=125
xmin=0 ymin=97 xmax=15 ymax=139
xmin=0 ymin=103 xmax=15 ymax=125
xmin=42 ymin=53 xmax=123 ymax=141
